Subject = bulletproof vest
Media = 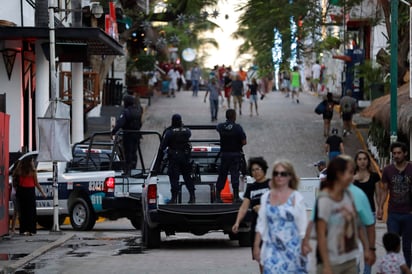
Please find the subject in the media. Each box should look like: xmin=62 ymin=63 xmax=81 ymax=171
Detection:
xmin=124 ymin=106 xmax=142 ymax=130
xmin=169 ymin=127 xmax=191 ymax=152
xmin=219 ymin=122 xmax=241 ymax=152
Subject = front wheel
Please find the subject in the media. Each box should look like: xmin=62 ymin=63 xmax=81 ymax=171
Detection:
xmin=69 ymin=197 xmax=96 ymax=231
xmin=141 ymin=219 xmax=161 ymax=249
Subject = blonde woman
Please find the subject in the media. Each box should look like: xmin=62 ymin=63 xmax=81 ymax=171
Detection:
xmin=254 ymin=160 xmax=308 ymax=273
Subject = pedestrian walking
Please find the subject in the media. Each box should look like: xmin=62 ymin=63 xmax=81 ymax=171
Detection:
xmin=377 ymin=232 xmax=412 ymax=274
xmin=315 ymin=156 xmax=372 ymax=274
xmin=340 ymin=89 xmax=357 ymax=136
xmin=13 ymin=157 xmax=46 ymax=235
xmin=204 ymin=78 xmax=223 ymax=122
xmin=280 ymin=68 xmax=291 ymax=96
xmin=231 ymin=75 xmax=244 ymax=116
xmin=191 ymin=63 xmax=202 ymax=97
xmin=232 ymin=157 xmax=270 ymax=274
xmin=312 ymin=60 xmax=322 ymax=93
xmin=322 ymin=92 xmax=339 ymax=137
xmin=314 ymin=160 xmax=327 ymax=182
xmin=223 ymin=70 xmax=232 ymax=108
xmin=167 ymin=66 xmax=180 ymax=98
xmin=112 ymin=95 xmax=143 ymax=174
xmin=160 ymin=114 xmax=195 ymax=204
xmin=253 ymin=160 xmax=308 ymax=273
xmin=185 ymin=68 xmax=192 ymax=90
xmin=248 ymin=78 xmax=260 ymax=116
xmin=291 ymin=66 xmax=301 ymax=104
xmin=378 ymin=141 xmax=412 ymax=268
xmin=325 ymin=128 xmax=344 ymax=161
xmin=216 ymin=109 xmax=247 ymax=203
xmin=302 ymin=159 xmax=377 ymax=272
xmin=353 ymin=150 xmax=381 ymax=215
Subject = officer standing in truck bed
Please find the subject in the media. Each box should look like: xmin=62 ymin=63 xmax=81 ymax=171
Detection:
xmin=216 ymin=109 xmax=247 ymax=203
xmin=160 ymin=114 xmax=196 ymax=204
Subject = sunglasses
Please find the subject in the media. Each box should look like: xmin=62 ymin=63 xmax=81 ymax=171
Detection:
xmin=272 ymin=171 xmax=290 ymax=177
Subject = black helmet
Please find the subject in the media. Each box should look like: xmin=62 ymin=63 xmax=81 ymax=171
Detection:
xmin=123 ymin=95 xmax=135 ymax=107
xmin=171 ymin=114 xmax=182 ymax=127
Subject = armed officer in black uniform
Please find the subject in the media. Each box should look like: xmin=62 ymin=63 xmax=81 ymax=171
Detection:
xmin=112 ymin=94 xmax=142 ymax=174
xmin=216 ymin=109 xmax=247 ymax=203
xmin=160 ymin=114 xmax=195 ymax=204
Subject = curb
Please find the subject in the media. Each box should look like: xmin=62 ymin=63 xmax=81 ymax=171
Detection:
xmin=2 ymin=233 xmax=74 ymax=274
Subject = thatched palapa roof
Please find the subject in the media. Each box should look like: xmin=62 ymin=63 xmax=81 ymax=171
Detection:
xmin=362 ymin=84 xmax=412 ymax=137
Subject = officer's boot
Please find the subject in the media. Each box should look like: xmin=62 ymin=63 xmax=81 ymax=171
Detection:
xmin=167 ymin=192 xmax=178 ymax=204
xmin=188 ymin=190 xmax=196 ymax=204
xmin=232 ymin=187 xmax=242 ymax=204
xmin=215 ymin=189 xmax=223 ymax=203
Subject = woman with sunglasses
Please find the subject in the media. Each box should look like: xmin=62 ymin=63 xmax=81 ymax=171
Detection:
xmin=232 ymin=157 xmax=270 ymax=273
xmin=253 ymin=160 xmax=308 ymax=273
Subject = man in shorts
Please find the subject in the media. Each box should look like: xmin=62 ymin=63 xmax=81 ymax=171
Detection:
xmin=340 ymin=89 xmax=357 ymax=136
xmin=290 ymin=66 xmax=301 ymax=103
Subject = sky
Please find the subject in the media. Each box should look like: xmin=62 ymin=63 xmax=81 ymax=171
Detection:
xmin=202 ymin=0 xmax=249 ymax=70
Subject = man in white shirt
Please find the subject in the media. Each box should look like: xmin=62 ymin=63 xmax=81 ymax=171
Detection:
xmin=311 ymin=60 xmax=322 ymax=93
xmin=167 ymin=66 xmax=180 ymax=98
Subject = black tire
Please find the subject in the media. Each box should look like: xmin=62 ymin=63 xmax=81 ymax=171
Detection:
xmin=129 ymin=216 xmax=141 ymax=230
xmin=69 ymin=197 xmax=96 ymax=231
xmin=37 ymin=215 xmax=65 ymax=229
xmin=238 ymin=232 xmax=252 ymax=247
xmin=141 ymin=220 xmax=161 ymax=249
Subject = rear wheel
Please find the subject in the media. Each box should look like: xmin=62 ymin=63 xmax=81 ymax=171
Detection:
xmin=69 ymin=197 xmax=96 ymax=231
xmin=129 ymin=215 xmax=141 ymax=230
xmin=238 ymin=232 xmax=252 ymax=247
xmin=141 ymin=219 xmax=161 ymax=249
xmin=37 ymin=216 xmax=65 ymax=229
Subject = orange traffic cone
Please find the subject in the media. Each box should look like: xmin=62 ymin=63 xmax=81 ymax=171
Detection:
xmin=220 ymin=177 xmax=233 ymax=203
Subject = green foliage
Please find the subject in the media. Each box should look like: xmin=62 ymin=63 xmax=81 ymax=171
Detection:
xmin=358 ymin=61 xmax=385 ymax=86
xmin=128 ymin=53 xmax=156 ymax=72
xmin=369 ymin=120 xmax=390 ymax=158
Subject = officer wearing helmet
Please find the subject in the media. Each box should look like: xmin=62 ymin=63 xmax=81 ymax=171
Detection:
xmin=160 ymin=114 xmax=195 ymax=204
xmin=112 ymin=94 xmax=142 ymax=173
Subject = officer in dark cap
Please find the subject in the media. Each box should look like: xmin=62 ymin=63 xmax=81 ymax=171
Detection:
xmin=160 ymin=114 xmax=195 ymax=204
xmin=112 ymin=94 xmax=142 ymax=173
xmin=216 ymin=109 xmax=247 ymax=203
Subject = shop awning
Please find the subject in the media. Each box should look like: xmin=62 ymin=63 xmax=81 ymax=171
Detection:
xmin=0 ymin=26 xmax=123 ymax=56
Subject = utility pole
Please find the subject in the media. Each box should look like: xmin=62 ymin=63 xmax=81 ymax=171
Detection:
xmin=390 ymin=0 xmax=398 ymax=143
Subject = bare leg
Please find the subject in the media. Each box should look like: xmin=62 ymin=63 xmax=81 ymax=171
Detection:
xmin=250 ymin=103 xmax=253 ymax=116
xmin=255 ymin=102 xmax=259 ymax=115
xmin=324 ymin=119 xmax=331 ymax=137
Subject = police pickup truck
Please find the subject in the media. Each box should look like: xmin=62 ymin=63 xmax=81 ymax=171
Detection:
xmin=141 ymin=125 xmax=254 ymax=248
xmin=10 ymin=131 xmax=161 ymax=231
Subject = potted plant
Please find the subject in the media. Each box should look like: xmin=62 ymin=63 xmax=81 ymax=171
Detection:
xmin=126 ymin=53 xmax=156 ymax=97
xmin=358 ymin=61 xmax=385 ymax=101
